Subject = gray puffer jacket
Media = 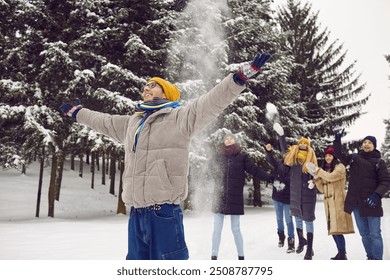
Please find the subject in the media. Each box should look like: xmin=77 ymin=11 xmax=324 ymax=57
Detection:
xmin=76 ymin=74 xmax=245 ymax=207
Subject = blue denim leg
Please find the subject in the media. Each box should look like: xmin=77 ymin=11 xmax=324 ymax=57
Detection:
xmin=230 ymin=215 xmax=244 ymax=257
xmin=352 ymin=208 xmax=383 ymax=260
xmin=294 ymin=216 xmax=303 ymax=229
xmin=126 ymin=204 xmax=189 ymax=260
xmin=273 ymin=200 xmax=285 ymax=233
xmin=127 ymin=207 xmax=149 ymax=260
xmin=304 ymin=220 xmax=314 ymax=233
xmin=367 ymin=216 xmax=383 ymax=260
xmin=283 ymin=204 xmax=294 ymax=238
xmin=332 ymin=235 xmax=346 ymax=251
xmin=211 ymin=213 xmax=224 ymax=257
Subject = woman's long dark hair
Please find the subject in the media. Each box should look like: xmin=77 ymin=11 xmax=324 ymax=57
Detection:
xmin=322 ymin=157 xmax=340 ymax=173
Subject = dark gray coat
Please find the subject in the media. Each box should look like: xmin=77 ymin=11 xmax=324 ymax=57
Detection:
xmin=289 ymin=164 xmax=316 ymax=221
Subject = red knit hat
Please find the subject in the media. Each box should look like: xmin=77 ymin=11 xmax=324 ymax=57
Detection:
xmin=324 ymin=146 xmax=334 ymax=156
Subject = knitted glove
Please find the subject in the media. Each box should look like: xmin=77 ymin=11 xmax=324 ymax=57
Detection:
xmin=308 ymin=180 xmax=315 ymax=190
xmin=366 ymin=192 xmax=381 ymax=208
xmin=233 ymin=52 xmax=272 ymax=85
xmin=60 ymin=99 xmax=82 ymax=119
xmin=306 ymin=162 xmax=319 ymax=177
xmin=273 ymin=122 xmax=284 ymax=136
xmin=334 ymin=128 xmax=345 ymax=142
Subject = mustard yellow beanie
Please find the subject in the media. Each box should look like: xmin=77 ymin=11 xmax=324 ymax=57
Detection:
xmin=148 ymin=77 xmax=181 ymax=101
xmin=298 ymin=137 xmax=310 ymax=147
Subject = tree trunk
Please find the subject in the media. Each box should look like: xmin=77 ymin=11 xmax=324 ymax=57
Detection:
xmin=117 ymin=158 xmax=126 ymax=214
xmin=183 ymin=169 xmax=192 ymax=210
xmin=109 ymin=153 xmax=116 ymax=195
xmin=35 ymin=146 xmax=45 ymax=218
xmin=86 ymin=150 xmax=90 ymax=165
xmin=106 ymin=152 xmax=109 ymax=176
xmin=91 ymin=151 xmax=95 ymax=189
xmin=21 ymin=162 xmax=26 ymax=175
xmin=101 ymin=151 xmax=106 ymax=185
xmin=70 ymin=153 xmax=75 ymax=170
xmin=55 ymin=151 xmax=64 ymax=201
xmin=79 ymin=154 xmax=83 ymax=178
xmin=96 ymin=151 xmax=100 ymax=171
xmin=48 ymin=152 xmax=57 ymax=217
xmin=253 ymin=177 xmax=262 ymax=207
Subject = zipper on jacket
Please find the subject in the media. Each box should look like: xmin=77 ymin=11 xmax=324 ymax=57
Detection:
xmin=224 ymin=156 xmax=231 ymax=211
xmin=132 ymin=147 xmax=138 ymax=206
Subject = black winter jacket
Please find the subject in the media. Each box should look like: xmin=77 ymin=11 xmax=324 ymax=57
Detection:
xmin=334 ymin=140 xmax=390 ymax=217
xmin=212 ymin=145 xmax=273 ymax=215
xmin=266 ymin=150 xmax=291 ymax=204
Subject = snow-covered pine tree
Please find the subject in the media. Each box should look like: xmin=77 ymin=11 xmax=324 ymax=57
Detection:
xmin=381 ymin=119 xmax=390 ymax=167
xmin=120 ymin=0 xmax=185 ymax=81
xmin=164 ymin=0 xmax=296 ymax=209
xmin=2 ymin=0 xmax=188 ymax=215
xmin=0 ymin=1 xmax=38 ymax=170
xmin=277 ymin=0 xmax=369 ymax=150
xmin=381 ymin=54 xmax=390 ymax=167
xmin=222 ymin=0 xmax=299 ymax=152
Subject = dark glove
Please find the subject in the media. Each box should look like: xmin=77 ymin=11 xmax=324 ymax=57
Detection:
xmin=233 ymin=52 xmax=272 ymax=85
xmin=366 ymin=192 xmax=381 ymax=208
xmin=60 ymin=99 xmax=82 ymax=119
xmin=334 ymin=128 xmax=345 ymax=142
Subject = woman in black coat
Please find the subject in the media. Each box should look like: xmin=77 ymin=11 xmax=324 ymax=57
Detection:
xmin=210 ymin=134 xmax=273 ymax=260
xmin=265 ymin=131 xmax=295 ymax=254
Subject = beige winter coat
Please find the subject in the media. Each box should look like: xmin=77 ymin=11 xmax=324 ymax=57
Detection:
xmin=76 ymin=74 xmax=245 ymax=208
xmin=313 ymin=163 xmax=355 ymax=235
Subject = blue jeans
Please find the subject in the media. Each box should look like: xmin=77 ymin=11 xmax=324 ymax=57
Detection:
xmin=353 ymin=207 xmax=383 ymax=260
xmin=273 ymin=200 xmax=294 ymax=238
xmin=126 ymin=204 xmax=189 ymax=260
xmin=211 ymin=213 xmax=244 ymax=257
xmin=294 ymin=216 xmax=314 ymax=233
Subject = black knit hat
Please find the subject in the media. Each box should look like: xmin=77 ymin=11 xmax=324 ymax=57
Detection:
xmin=363 ymin=135 xmax=377 ymax=149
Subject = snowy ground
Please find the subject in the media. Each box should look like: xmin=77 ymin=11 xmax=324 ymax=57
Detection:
xmin=1 ymin=160 xmax=389 ymax=261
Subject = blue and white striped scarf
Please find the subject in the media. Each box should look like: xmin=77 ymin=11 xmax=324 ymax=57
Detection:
xmin=132 ymin=98 xmax=180 ymax=152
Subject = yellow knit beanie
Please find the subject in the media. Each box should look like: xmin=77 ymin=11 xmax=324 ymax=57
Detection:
xmin=148 ymin=77 xmax=181 ymax=101
xmin=298 ymin=137 xmax=310 ymax=147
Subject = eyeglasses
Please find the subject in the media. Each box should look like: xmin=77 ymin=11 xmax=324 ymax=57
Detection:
xmin=143 ymin=81 xmax=158 ymax=91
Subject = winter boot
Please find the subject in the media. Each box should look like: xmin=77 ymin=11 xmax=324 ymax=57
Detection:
xmin=211 ymin=256 xmax=217 ymax=260
xmin=286 ymin=237 xmax=295 ymax=253
xmin=238 ymin=256 xmax=245 ymax=260
xmin=330 ymin=252 xmax=339 ymax=260
xmin=296 ymin=228 xmax=307 ymax=254
xmin=331 ymin=250 xmax=347 ymax=260
xmin=304 ymin=232 xmax=314 ymax=260
xmin=277 ymin=231 xmax=286 ymax=247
